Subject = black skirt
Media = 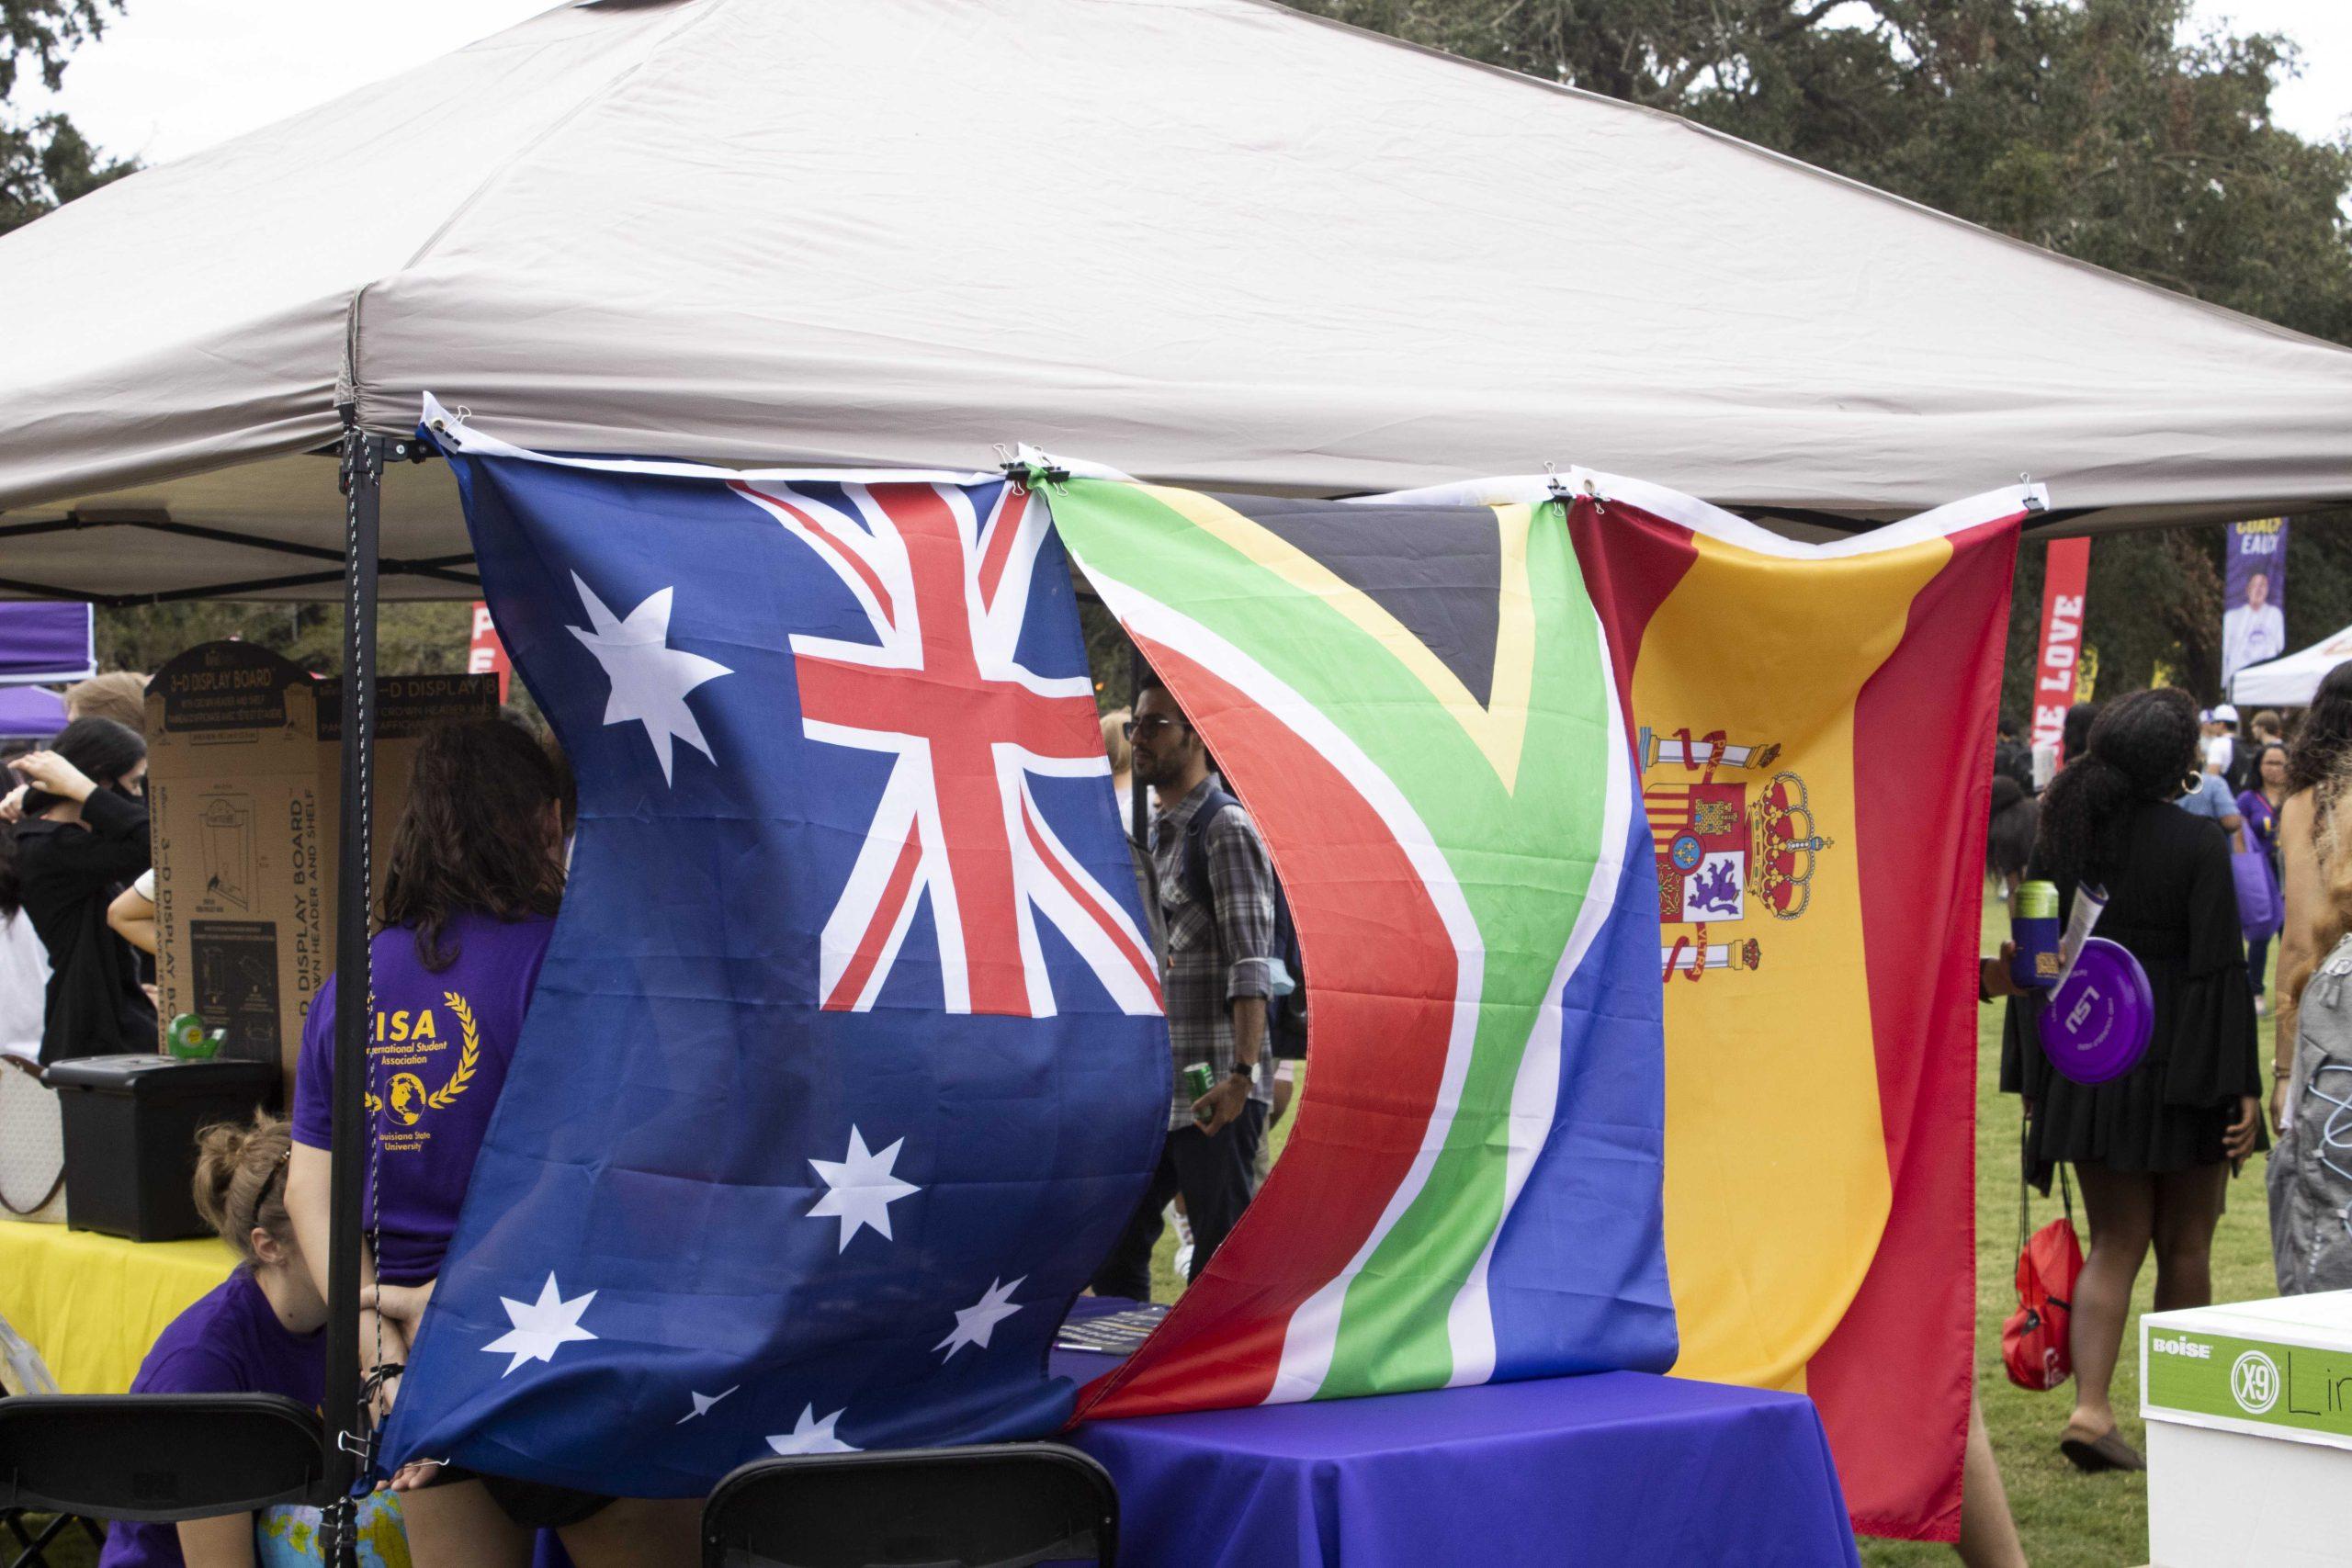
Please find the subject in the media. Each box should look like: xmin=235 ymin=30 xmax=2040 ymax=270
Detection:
xmin=2001 ymin=801 xmax=2263 ymax=1177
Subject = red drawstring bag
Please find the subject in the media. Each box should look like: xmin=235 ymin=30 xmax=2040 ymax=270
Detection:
xmin=2004 ymin=1147 xmax=2082 ymax=1392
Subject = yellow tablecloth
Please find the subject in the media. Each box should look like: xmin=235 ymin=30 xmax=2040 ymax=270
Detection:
xmin=0 ymin=1221 xmax=235 ymax=1393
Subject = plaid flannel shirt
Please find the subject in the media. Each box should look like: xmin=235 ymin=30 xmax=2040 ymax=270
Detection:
xmin=1151 ymin=776 xmax=1276 ymax=1130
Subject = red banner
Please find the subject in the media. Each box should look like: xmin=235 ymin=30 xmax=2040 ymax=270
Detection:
xmin=468 ymin=601 xmax=512 ymax=701
xmin=2030 ymin=539 xmax=2089 ymax=756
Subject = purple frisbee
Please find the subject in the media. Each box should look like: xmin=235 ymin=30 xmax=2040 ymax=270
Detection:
xmin=2038 ymin=937 xmax=2154 ymax=1086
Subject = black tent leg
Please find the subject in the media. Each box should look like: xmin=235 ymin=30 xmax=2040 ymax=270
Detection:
xmin=324 ymin=429 xmax=381 ymax=1564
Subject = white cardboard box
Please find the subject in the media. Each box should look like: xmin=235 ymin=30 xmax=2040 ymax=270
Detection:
xmin=2142 ymin=1292 xmax=2352 ymax=1567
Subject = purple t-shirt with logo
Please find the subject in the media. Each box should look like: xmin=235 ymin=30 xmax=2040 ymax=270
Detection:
xmin=291 ymin=911 xmax=556 ymax=1285
xmin=98 ymin=1268 xmax=324 ymax=1568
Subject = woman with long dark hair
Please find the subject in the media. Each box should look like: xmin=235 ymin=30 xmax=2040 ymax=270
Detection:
xmin=282 ymin=717 xmax=694 ymax=1566
xmin=2002 ymin=687 xmax=2262 ymax=1472
xmin=3 ymin=716 xmax=153 ymax=1062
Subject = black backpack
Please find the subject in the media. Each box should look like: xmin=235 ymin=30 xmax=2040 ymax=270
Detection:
xmin=2222 ymin=739 xmax=2255 ymax=797
xmin=1179 ymin=787 xmax=1308 ymax=1060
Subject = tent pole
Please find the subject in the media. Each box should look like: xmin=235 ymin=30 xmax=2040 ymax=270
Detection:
xmin=323 ymin=427 xmax=382 ymax=1562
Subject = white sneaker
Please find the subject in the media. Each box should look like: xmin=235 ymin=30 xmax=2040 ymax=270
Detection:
xmin=2256 ymin=995 xmax=2270 ymax=1018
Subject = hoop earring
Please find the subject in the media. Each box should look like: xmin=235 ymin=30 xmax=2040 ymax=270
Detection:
xmin=2182 ymin=771 xmax=2203 ymax=797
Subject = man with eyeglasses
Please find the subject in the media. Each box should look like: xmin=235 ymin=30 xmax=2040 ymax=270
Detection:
xmin=1090 ymin=675 xmax=1275 ymax=1300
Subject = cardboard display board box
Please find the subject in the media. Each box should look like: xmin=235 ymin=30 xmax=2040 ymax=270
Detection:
xmin=146 ymin=642 xmax=499 ymax=1082
xmin=2143 ymin=1292 xmax=2352 ymax=1566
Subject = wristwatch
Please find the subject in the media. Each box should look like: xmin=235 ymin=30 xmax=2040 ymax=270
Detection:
xmin=1230 ymin=1064 xmax=1256 ymax=1082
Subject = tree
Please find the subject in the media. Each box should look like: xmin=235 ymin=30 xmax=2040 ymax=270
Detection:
xmin=1303 ymin=0 xmax=2352 ymax=342
xmin=1 ymin=0 xmax=131 ymax=234
xmin=96 ymin=600 xmax=476 ymax=682
xmin=1306 ymin=0 xmax=2352 ymax=704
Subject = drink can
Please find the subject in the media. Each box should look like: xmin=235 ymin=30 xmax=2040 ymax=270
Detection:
xmin=1182 ymin=1062 xmax=1216 ymax=1102
xmin=2011 ymin=881 xmax=2064 ymax=989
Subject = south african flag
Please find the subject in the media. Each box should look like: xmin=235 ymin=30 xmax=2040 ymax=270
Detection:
xmin=1051 ymin=480 xmax=1679 ymax=1415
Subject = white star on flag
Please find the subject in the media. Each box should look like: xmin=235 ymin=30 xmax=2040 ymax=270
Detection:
xmin=765 ymin=1404 xmax=859 ymax=1456
xmin=807 ymin=1126 xmax=919 ymax=1251
xmin=934 ymin=1277 xmax=1026 ymax=1360
xmin=481 ymin=1273 xmax=598 ymax=1377
xmin=675 ymin=1385 xmax=740 ymax=1425
xmin=567 ymin=572 xmax=733 ymax=784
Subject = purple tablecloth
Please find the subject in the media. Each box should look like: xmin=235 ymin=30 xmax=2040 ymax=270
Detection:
xmin=1055 ymin=1316 xmax=1857 ymax=1568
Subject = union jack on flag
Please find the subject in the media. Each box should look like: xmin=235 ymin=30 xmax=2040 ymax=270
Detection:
xmin=733 ymin=479 xmax=1161 ymax=1018
xmin=389 ymin=407 xmax=1170 ymax=1497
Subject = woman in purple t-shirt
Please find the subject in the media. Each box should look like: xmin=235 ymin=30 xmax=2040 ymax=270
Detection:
xmin=284 ymin=719 xmax=696 ymax=1566
xmin=102 ymin=1115 xmax=328 ymax=1568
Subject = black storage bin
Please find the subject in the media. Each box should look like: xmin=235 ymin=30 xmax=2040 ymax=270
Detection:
xmin=45 ymin=1055 xmax=281 ymax=1242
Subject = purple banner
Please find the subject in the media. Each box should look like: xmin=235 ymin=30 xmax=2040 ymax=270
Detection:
xmin=0 ymin=685 xmax=66 ymax=739
xmin=0 ymin=602 xmax=95 ymax=685
xmin=2223 ymin=518 xmax=2290 ymax=687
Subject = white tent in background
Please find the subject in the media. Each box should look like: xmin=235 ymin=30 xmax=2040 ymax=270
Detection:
xmin=6 ymin=0 xmax=2352 ymax=603
xmin=2233 ymin=626 xmax=2352 ymax=708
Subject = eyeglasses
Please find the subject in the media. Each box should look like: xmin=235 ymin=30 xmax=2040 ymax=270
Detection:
xmin=1123 ymin=716 xmax=1186 ymax=740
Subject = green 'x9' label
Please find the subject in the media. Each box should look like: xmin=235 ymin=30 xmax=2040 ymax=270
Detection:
xmin=2144 ymin=1327 xmax=2352 ymax=1444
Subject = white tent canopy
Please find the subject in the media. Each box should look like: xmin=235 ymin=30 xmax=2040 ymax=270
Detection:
xmin=6 ymin=0 xmax=2352 ymax=602
xmin=2233 ymin=626 xmax=2352 ymax=707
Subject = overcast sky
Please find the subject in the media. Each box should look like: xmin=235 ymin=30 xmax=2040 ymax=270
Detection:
xmin=18 ymin=0 xmax=2352 ymax=169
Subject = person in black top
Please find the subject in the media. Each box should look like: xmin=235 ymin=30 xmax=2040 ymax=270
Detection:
xmin=1992 ymin=716 xmax=2034 ymax=795
xmin=2 ymin=718 xmax=154 ymax=1063
xmin=2002 ymin=688 xmax=2262 ymax=1475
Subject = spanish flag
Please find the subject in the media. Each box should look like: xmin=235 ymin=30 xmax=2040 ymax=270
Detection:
xmin=1561 ymin=468 xmax=2037 ymax=1540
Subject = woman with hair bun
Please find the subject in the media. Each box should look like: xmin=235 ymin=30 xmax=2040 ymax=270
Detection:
xmin=99 ymin=1114 xmax=330 ymax=1567
xmin=2002 ymin=686 xmax=2263 ymax=1474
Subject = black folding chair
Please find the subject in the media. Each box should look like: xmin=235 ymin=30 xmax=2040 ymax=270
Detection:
xmin=0 ymin=1394 xmax=326 ymax=1522
xmin=4 ymin=1507 xmax=104 ymax=1568
xmin=702 ymin=1441 xmax=1117 ymax=1568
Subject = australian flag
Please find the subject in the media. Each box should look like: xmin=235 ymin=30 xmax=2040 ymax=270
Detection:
xmin=383 ymin=408 xmax=1169 ymax=1495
